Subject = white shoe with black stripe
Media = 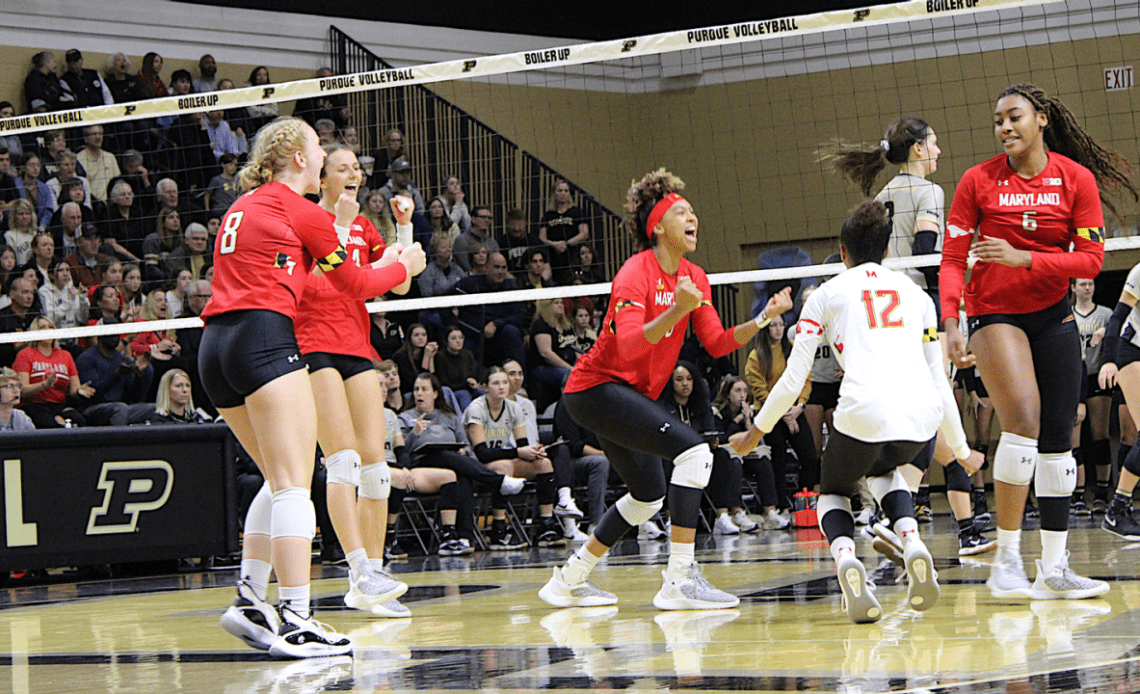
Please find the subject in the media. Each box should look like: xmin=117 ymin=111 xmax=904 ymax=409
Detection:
xmin=268 ymin=605 xmax=352 ymax=659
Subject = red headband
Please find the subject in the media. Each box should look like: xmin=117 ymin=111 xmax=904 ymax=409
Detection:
xmin=645 ymin=193 xmax=686 ymax=239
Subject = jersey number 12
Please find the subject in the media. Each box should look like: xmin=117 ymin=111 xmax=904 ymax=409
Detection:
xmin=861 ymin=289 xmax=903 ymax=328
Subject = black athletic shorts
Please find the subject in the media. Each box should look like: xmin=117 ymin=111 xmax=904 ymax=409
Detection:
xmin=305 ymin=352 xmax=373 ymax=380
xmin=954 ymin=366 xmax=988 ymax=399
xmin=199 ymin=310 xmax=307 ymax=409
xmin=1117 ymin=341 xmax=1140 ymax=371
xmin=966 ymin=297 xmax=1074 ymax=341
xmin=807 ymin=381 xmax=840 ymax=410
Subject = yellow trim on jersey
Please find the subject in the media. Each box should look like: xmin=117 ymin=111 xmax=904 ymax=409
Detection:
xmin=922 ymin=327 xmax=938 ymax=343
xmin=699 ymin=299 xmax=713 ymax=307
xmin=1076 ymin=227 xmax=1105 ymax=243
xmin=317 ymin=247 xmax=348 ymax=272
xmin=371 ymin=244 xmax=384 ymax=254
xmin=615 ymin=300 xmax=639 ymax=311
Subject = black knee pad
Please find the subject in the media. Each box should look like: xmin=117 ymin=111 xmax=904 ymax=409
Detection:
xmin=535 ymin=472 xmax=557 ymax=505
xmin=944 ymin=461 xmax=971 ymax=493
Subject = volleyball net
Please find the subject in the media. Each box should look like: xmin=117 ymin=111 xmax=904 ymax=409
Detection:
xmin=1 ymin=0 xmax=1138 ymax=350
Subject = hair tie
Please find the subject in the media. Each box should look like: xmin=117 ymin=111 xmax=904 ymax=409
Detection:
xmin=645 ymin=193 xmax=686 ymax=239
xmin=880 ymin=140 xmax=890 ymax=152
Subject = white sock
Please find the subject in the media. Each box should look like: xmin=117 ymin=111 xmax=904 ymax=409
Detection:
xmin=667 ymin=542 xmax=695 ymax=580
xmin=895 ymin=516 xmax=919 ymax=544
xmin=562 ymin=546 xmax=602 ymax=585
xmin=278 ymin=585 xmax=310 ymax=619
xmin=558 ymin=487 xmax=574 ymax=506
xmin=345 ymin=548 xmax=369 ymax=578
xmin=368 ymin=557 xmax=386 ymax=573
xmin=1040 ymin=529 xmax=1068 ymax=573
xmin=240 ymin=558 xmax=272 ymax=602
xmin=997 ymin=527 xmax=1022 ymax=554
xmin=830 ymin=536 xmax=856 ymax=563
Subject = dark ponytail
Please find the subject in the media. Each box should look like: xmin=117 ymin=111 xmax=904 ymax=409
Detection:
xmin=817 ymin=117 xmax=931 ymax=196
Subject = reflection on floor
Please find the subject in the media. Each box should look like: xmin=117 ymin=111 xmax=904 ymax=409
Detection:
xmin=4 ymin=512 xmax=1140 ymax=692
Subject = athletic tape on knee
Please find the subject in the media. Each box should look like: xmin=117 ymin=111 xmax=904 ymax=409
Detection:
xmin=614 ymin=493 xmax=663 ymax=526
xmin=670 ymin=443 xmax=713 ymax=490
xmin=325 ymin=448 xmax=362 ymax=488
xmin=993 ymin=432 xmax=1038 ymax=486
xmin=867 ymin=468 xmax=909 ymax=504
xmin=244 ymin=481 xmax=272 ymax=537
xmin=944 ymin=461 xmax=971 ymax=493
xmin=1035 ymin=452 xmax=1077 ymax=498
xmin=359 ymin=461 xmax=391 ymax=500
xmin=270 ymin=487 xmax=317 ymax=541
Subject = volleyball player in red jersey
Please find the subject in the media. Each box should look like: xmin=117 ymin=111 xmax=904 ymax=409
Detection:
xmin=539 ymin=168 xmax=792 ymax=610
xmin=295 ymin=145 xmax=417 ymax=618
xmin=941 ymin=84 xmax=1136 ymax=601
xmin=203 ymin=117 xmax=425 ymax=658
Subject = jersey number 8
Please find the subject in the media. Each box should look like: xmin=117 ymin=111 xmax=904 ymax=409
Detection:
xmin=219 ymin=211 xmax=244 ymax=255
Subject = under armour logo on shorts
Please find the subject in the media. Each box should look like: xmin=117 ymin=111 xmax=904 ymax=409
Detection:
xmin=287 ymin=354 xmax=300 ymax=363
xmin=659 ymin=423 xmax=670 ymax=433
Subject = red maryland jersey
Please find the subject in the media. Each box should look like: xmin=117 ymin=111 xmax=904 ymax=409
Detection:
xmin=202 ymin=182 xmax=406 ymax=321
xmin=940 ymin=153 xmax=1104 ymax=321
xmin=565 ymin=250 xmax=741 ymax=400
xmin=295 ymin=213 xmax=386 ymax=359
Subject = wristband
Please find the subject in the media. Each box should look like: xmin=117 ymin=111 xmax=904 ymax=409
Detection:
xmin=754 ymin=313 xmax=772 ymax=329
xmin=396 ymin=223 xmax=413 ymax=249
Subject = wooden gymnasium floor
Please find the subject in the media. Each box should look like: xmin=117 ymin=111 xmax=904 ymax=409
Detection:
xmin=4 ymin=502 xmax=1140 ymax=694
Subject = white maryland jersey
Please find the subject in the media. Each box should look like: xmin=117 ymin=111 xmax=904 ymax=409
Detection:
xmin=754 ymin=262 xmax=968 ymax=456
xmin=874 ymin=174 xmax=944 ymax=289
xmin=383 ymin=408 xmax=400 ymax=464
xmin=1122 ymin=263 xmax=1140 ymax=350
xmin=463 ymin=396 xmax=527 ymax=449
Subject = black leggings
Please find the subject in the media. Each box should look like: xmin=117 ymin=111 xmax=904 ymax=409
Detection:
xmin=820 ymin=430 xmax=929 ymax=497
xmin=565 ymin=383 xmax=708 ymax=542
xmin=765 ymin=412 xmax=820 ymax=509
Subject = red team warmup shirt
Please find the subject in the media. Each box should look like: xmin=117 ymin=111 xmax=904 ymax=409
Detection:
xmin=565 ymin=250 xmax=742 ymax=400
xmin=940 ymin=153 xmax=1105 ymax=321
xmin=295 ymin=213 xmax=386 ymax=360
xmin=202 ymin=182 xmax=406 ymax=321
xmin=13 ymin=346 xmax=76 ymax=404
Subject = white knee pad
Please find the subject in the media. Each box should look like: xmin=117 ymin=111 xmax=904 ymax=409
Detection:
xmin=325 ymin=448 xmax=362 ymax=488
xmin=359 ymin=461 xmax=392 ymax=501
xmin=817 ymin=494 xmax=853 ymax=522
xmin=1035 ymin=452 xmax=1077 ymax=497
xmin=867 ymin=468 xmax=908 ymax=504
xmin=244 ymin=481 xmax=272 ymax=537
xmin=670 ymin=443 xmax=713 ymax=490
xmin=270 ymin=487 xmax=316 ymax=541
xmin=615 ymin=493 xmax=664 ymax=526
xmin=993 ymin=432 xmax=1038 ymax=486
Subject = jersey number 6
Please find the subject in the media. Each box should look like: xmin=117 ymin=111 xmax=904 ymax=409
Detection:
xmin=219 ymin=211 xmax=244 ymax=255
xmin=861 ymin=289 xmax=903 ymax=329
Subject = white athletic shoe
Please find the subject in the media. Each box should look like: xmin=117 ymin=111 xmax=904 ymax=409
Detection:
xmin=652 ymin=564 xmax=739 ymax=610
xmin=370 ymin=599 xmax=411 ymax=618
xmin=986 ymin=546 xmax=1032 ymax=600
xmin=732 ymin=509 xmax=759 ymax=533
xmin=762 ymin=508 xmax=790 ymax=530
xmin=220 ymin=580 xmax=280 ymax=650
xmin=268 ymin=605 xmax=352 ymax=659
xmin=500 ymin=476 xmax=526 ymax=495
xmin=903 ymin=540 xmax=940 ymax=611
xmin=835 ymin=552 xmax=881 ymax=624
xmin=343 ymin=568 xmax=408 ymax=613
xmin=554 ymin=498 xmax=585 ymax=519
xmin=713 ymin=513 xmax=741 ymax=536
xmin=638 ymin=520 xmax=666 ymax=540
xmin=538 ymin=567 xmax=618 ymax=608
xmin=562 ymin=516 xmax=590 ymax=542
xmin=1029 ymin=552 xmax=1110 ymax=600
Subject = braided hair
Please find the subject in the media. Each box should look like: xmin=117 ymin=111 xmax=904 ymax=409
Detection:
xmin=238 ymin=117 xmax=308 ymax=192
xmin=817 ymin=116 xmax=932 ymax=196
xmin=998 ymin=84 xmax=1137 ymax=218
xmin=624 ymin=167 xmax=686 ymax=251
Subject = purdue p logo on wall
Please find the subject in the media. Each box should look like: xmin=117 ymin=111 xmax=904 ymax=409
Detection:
xmin=86 ymin=461 xmax=174 ymax=535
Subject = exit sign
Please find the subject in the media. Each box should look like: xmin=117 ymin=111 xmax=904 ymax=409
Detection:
xmin=1105 ymin=66 xmax=1134 ymax=91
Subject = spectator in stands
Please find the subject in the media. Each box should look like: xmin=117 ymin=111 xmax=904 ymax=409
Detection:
xmin=376 ymin=359 xmax=404 ymax=412
xmin=466 ymin=242 xmax=489 ymax=276
xmin=0 ymin=103 xmax=24 ymax=160
xmin=119 ymin=263 xmax=144 ymax=321
xmin=111 ymin=151 xmax=154 ymax=213
xmin=14 ymin=153 xmax=52 ymax=230
xmin=339 ymin=126 xmax=362 ymax=156
xmin=0 ymin=246 xmax=16 ymax=299
xmin=148 ymin=368 xmax=210 ymax=424
xmin=393 ymin=323 xmax=435 ymax=396
xmin=174 ymin=279 xmax=214 ymax=417
xmin=143 ymin=207 xmax=182 ymax=283
xmin=427 ymin=197 xmax=459 ymax=243
xmin=530 ymin=297 xmax=576 ymax=402
xmin=87 ymin=283 xmax=121 ymax=327
xmin=101 ymin=180 xmax=145 ymax=261
xmin=314 ymin=119 xmax=337 ymax=146
xmin=103 ymin=54 xmax=149 ymax=152
xmin=164 ymin=222 xmax=209 ymax=281
xmin=418 ymin=234 xmax=466 ymax=338
xmin=24 ymin=52 xmax=75 ymax=113
xmin=62 ymin=49 xmax=111 ymax=109
xmin=498 ymin=208 xmax=540 ymax=280
xmin=65 ymin=224 xmax=113 ymax=290
xmin=434 ymin=325 xmax=482 ymax=411
xmin=455 ymin=252 xmax=525 ymax=367
xmin=5 ymin=200 xmax=39 ymax=265
xmin=368 ymin=298 xmax=404 ymax=361
xmin=38 ymin=259 xmax=88 ymax=338
xmin=21 ymin=234 xmax=54 ymax=290
xmin=712 ymin=374 xmax=786 ymax=530
xmin=77 ymin=125 xmax=120 ymax=202
xmin=138 ymin=52 xmax=167 ymax=99
xmin=293 ymin=67 xmax=351 ymax=129
xmin=14 ymin=316 xmax=92 ymax=427
xmin=570 ymin=302 xmax=597 ymax=358
xmin=0 ymin=367 xmax=34 ymax=431
xmin=212 ymin=78 xmax=248 ymax=138
xmin=371 ymin=129 xmax=406 ymax=187
xmin=75 ymin=317 xmax=154 ymax=425
xmin=0 ymin=148 xmax=19 ymax=212
xmin=440 ymin=176 xmax=470 ymax=235
xmin=49 ymin=182 xmax=97 ymax=239
xmin=378 ymin=159 xmax=425 ymax=214
xmin=205 ymin=153 xmax=240 ymax=216
xmin=553 ymin=396 xmax=610 ymax=535
xmin=539 ymin=179 xmax=590 ymax=283
xmin=243 ymin=66 xmax=278 ymax=136
xmin=570 ymin=242 xmax=606 ymax=284
xmin=129 ymin=289 xmax=181 ymax=382
xmin=453 ymin=206 xmax=500 ymax=273
xmin=53 ymin=202 xmax=85 ymax=258
xmin=0 ymin=276 xmax=39 ymax=366
xmin=166 ymin=269 xmax=193 ymax=319
xmin=103 ymin=260 xmax=123 ymax=291
xmin=193 ymin=54 xmax=218 ymax=93
xmin=518 ymin=248 xmax=555 ymax=291
xmin=155 ymin=178 xmax=205 ymax=227
xmin=204 ymin=110 xmax=247 ymax=161
xmin=46 ymin=153 xmax=92 ymax=211
xmin=361 ymin=189 xmax=395 ymax=245
xmin=38 ymin=130 xmax=70 ymax=182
